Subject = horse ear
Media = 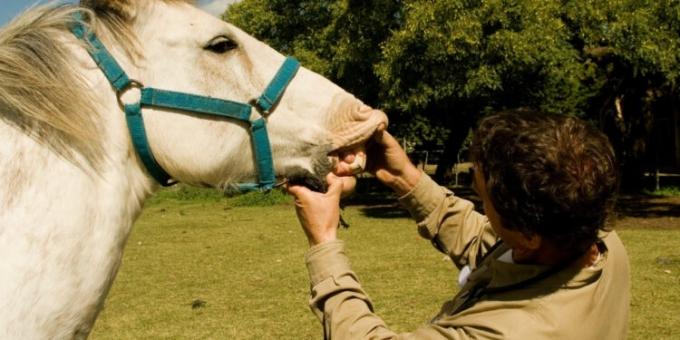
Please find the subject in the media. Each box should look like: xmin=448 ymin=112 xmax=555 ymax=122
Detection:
xmin=80 ymin=0 xmax=138 ymax=20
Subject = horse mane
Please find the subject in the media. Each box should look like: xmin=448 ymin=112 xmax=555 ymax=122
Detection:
xmin=0 ymin=1 xmax=190 ymax=170
xmin=0 ymin=5 xmax=104 ymax=168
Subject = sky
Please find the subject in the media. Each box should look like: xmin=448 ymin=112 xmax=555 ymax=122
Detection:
xmin=0 ymin=0 xmax=240 ymax=27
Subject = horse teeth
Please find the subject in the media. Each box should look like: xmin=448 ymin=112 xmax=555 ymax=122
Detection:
xmin=349 ymin=152 xmax=366 ymax=174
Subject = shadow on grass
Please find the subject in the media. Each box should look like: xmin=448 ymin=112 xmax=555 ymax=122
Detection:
xmin=616 ymin=194 xmax=680 ymax=219
xmin=345 ymin=177 xmax=483 ymax=219
xmin=347 ymin=178 xmax=680 ymax=224
xmin=358 ymin=204 xmax=411 ymax=219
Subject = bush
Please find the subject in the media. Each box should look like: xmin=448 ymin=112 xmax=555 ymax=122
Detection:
xmin=149 ymin=185 xmax=291 ymax=206
xmin=226 ymin=189 xmax=291 ymax=207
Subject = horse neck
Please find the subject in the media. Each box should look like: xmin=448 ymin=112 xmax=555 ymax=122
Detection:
xmin=0 ymin=42 xmax=158 ymax=337
xmin=0 ymin=120 xmax=153 ymax=337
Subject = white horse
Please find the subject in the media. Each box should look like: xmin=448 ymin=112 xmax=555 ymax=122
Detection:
xmin=0 ymin=1 xmax=386 ymax=338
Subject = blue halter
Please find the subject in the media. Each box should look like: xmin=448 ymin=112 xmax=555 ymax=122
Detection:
xmin=70 ymin=14 xmax=299 ymax=191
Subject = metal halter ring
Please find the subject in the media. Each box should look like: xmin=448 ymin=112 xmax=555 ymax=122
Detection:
xmin=249 ymin=98 xmax=270 ymax=116
xmin=116 ymin=80 xmax=144 ymax=107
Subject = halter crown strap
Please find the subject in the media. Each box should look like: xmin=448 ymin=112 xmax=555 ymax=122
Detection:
xmin=254 ymin=57 xmax=300 ymax=114
xmin=70 ymin=14 xmax=130 ymax=92
xmin=70 ymin=13 xmax=299 ymax=191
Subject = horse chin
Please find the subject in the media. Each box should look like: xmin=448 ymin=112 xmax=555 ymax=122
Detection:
xmin=282 ymin=141 xmax=369 ymax=192
xmin=283 ymin=169 xmax=328 ymax=193
xmin=280 ymin=146 xmax=335 ymax=193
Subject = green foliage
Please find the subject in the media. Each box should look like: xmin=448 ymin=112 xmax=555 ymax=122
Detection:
xmin=226 ymin=0 xmax=402 ymax=104
xmin=376 ymin=0 xmax=594 ymax=146
xmin=560 ymin=0 xmax=680 ymax=189
xmin=379 ymin=1 xmax=578 ymax=110
xmin=563 ymin=0 xmax=680 ymax=82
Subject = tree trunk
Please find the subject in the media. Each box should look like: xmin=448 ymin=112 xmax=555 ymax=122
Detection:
xmin=434 ymin=115 xmax=473 ymax=184
xmin=599 ymin=87 xmax=656 ymax=193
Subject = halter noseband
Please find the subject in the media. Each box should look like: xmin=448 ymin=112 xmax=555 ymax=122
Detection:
xmin=70 ymin=13 xmax=299 ymax=192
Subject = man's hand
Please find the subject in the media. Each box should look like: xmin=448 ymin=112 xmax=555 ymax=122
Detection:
xmin=365 ymin=129 xmax=422 ymax=195
xmin=287 ymin=174 xmax=356 ymax=246
xmin=333 ymin=129 xmax=421 ymax=195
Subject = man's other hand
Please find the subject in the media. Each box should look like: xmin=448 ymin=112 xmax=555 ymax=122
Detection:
xmin=287 ymin=174 xmax=356 ymax=246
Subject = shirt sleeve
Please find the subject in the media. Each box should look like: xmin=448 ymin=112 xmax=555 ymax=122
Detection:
xmin=397 ymin=173 xmax=498 ymax=268
xmin=305 ymin=241 xmax=501 ymax=340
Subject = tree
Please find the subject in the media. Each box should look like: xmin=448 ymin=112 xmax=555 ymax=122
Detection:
xmin=377 ymin=0 xmax=592 ymax=180
xmin=562 ymin=0 xmax=680 ymax=191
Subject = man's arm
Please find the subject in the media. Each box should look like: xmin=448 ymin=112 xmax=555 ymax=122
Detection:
xmin=286 ymin=175 xmax=498 ymax=339
xmin=305 ymin=240 xmax=500 ymax=340
xmin=285 ymin=130 xmax=498 ymax=339
xmin=398 ymin=173 xmax=497 ymax=268
xmin=341 ymin=130 xmax=496 ymax=268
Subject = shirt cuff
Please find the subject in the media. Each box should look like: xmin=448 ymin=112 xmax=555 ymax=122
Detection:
xmin=397 ymin=173 xmax=449 ymax=222
xmin=305 ymin=240 xmax=352 ymax=286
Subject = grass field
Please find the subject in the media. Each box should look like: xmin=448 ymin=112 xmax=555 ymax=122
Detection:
xmin=89 ymin=186 xmax=680 ymax=339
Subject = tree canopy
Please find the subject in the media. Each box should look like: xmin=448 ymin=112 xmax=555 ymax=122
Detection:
xmin=226 ymin=0 xmax=680 ymax=189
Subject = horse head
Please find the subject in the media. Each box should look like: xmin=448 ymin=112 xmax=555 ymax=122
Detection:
xmin=79 ymin=0 xmax=388 ymax=190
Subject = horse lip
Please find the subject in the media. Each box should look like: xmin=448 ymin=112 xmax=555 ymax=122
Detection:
xmin=327 ymin=97 xmax=388 ymax=152
xmin=329 ymin=121 xmax=387 ymax=153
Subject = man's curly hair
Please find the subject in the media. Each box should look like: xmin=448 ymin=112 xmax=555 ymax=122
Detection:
xmin=470 ymin=110 xmax=619 ymax=254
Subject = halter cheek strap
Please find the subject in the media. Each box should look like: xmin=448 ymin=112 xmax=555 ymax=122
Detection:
xmin=70 ymin=13 xmax=299 ymax=191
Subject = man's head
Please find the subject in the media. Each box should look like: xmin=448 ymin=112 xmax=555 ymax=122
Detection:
xmin=470 ymin=110 xmax=618 ymax=257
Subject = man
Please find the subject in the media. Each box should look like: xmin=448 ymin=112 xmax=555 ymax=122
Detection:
xmin=287 ymin=111 xmax=630 ymax=339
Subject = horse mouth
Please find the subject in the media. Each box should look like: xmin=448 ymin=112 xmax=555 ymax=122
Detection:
xmin=280 ymin=141 xmax=369 ymax=194
xmin=282 ymin=100 xmax=388 ymax=193
xmin=326 ymin=99 xmax=388 ymax=175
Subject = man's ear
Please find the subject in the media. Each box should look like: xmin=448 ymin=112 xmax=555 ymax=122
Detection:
xmin=80 ymin=0 xmax=138 ymax=21
xmin=520 ymin=233 xmax=542 ymax=251
xmin=511 ymin=233 xmax=542 ymax=263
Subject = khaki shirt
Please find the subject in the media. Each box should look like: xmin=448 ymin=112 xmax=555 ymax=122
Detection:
xmin=305 ymin=174 xmax=630 ymax=339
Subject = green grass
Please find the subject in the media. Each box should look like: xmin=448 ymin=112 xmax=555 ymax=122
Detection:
xmin=89 ymin=188 xmax=680 ymax=339
xmin=624 ymin=228 xmax=680 ymax=339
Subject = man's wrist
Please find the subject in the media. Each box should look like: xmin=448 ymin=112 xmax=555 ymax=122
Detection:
xmin=387 ymin=166 xmax=422 ymax=196
xmin=308 ymin=233 xmax=338 ymax=247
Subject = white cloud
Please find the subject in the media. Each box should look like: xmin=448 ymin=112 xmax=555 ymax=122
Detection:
xmin=198 ymin=0 xmax=240 ymax=16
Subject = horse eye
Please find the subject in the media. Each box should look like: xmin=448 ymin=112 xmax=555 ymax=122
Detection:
xmin=205 ymin=36 xmax=238 ymax=54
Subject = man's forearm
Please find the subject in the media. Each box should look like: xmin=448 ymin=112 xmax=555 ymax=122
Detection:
xmin=397 ymin=174 xmax=497 ymax=268
xmin=384 ymin=165 xmax=422 ymax=196
xmin=305 ymin=241 xmax=396 ymax=339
